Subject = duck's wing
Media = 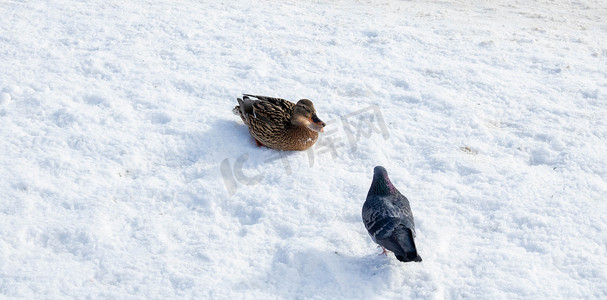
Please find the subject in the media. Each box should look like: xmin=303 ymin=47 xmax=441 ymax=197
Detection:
xmin=242 ymin=95 xmax=294 ymax=126
xmin=242 ymin=94 xmax=290 ymax=104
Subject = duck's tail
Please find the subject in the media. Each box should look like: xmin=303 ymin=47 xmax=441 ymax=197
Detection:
xmin=235 ymin=96 xmax=255 ymax=115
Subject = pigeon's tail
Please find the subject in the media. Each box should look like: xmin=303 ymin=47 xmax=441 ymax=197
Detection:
xmin=396 ymin=252 xmax=422 ymax=263
xmin=391 ymin=227 xmax=422 ymax=263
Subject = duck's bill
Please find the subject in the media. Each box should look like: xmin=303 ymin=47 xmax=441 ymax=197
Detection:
xmin=308 ymin=115 xmax=326 ymax=133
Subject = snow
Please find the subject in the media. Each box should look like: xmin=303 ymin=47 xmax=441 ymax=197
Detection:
xmin=1 ymin=0 xmax=606 ymax=298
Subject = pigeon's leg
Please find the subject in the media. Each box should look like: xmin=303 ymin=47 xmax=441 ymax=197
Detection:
xmin=377 ymin=245 xmax=388 ymax=256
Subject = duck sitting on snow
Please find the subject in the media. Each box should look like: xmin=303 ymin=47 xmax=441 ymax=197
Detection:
xmin=233 ymin=94 xmax=326 ymax=151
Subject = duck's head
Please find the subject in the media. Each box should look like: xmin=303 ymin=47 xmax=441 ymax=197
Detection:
xmin=292 ymin=99 xmax=326 ymax=133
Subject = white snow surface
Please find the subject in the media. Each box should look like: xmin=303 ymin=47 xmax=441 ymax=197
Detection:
xmin=1 ymin=0 xmax=607 ymax=298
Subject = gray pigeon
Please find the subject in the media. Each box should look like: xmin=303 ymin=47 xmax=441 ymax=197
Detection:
xmin=362 ymin=166 xmax=422 ymax=262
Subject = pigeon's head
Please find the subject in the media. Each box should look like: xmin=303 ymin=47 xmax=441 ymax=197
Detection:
xmin=369 ymin=165 xmax=396 ymax=195
xmin=373 ymin=166 xmax=388 ymax=178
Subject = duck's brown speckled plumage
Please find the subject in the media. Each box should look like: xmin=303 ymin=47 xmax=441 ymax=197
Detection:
xmin=233 ymin=94 xmax=325 ymax=151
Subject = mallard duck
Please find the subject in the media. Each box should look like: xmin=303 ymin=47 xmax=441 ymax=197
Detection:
xmin=233 ymin=94 xmax=326 ymax=151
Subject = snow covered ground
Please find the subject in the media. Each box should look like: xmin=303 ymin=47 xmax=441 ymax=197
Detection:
xmin=1 ymin=0 xmax=606 ymax=298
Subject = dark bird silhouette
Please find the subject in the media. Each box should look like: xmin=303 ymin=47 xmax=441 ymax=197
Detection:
xmin=362 ymin=166 xmax=422 ymax=262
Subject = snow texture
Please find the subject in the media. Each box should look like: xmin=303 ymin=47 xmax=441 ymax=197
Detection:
xmin=1 ymin=0 xmax=606 ymax=298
